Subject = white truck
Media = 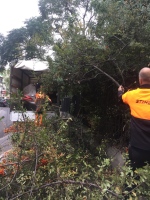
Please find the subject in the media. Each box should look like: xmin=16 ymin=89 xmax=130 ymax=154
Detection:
xmin=9 ymin=59 xmax=57 ymax=121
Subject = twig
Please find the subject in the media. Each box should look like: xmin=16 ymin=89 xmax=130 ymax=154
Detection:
xmin=111 ymin=43 xmax=128 ymax=61
xmin=29 ymin=137 xmax=39 ymax=197
xmin=0 ymin=159 xmax=31 ymax=168
xmin=79 ymin=73 xmax=101 ymax=83
xmin=111 ymin=35 xmax=125 ymax=46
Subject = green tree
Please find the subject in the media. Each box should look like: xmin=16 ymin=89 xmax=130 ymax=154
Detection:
xmin=0 ymin=17 xmax=53 ymax=68
xmin=38 ymin=0 xmax=150 ymax=143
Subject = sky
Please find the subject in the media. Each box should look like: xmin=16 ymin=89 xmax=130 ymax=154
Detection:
xmin=0 ymin=0 xmax=40 ymax=36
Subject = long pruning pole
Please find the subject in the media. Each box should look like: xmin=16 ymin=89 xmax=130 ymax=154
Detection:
xmin=93 ymin=65 xmax=120 ymax=87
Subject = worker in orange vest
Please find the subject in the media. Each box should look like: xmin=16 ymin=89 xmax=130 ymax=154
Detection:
xmin=35 ymin=85 xmax=52 ymax=126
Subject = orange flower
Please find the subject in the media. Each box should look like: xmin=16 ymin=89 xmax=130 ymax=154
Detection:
xmin=40 ymin=158 xmax=48 ymax=166
xmin=0 ymin=168 xmax=5 ymax=175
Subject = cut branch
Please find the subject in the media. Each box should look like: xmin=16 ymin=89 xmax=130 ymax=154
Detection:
xmin=10 ymin=179 xmax=121 ymax=200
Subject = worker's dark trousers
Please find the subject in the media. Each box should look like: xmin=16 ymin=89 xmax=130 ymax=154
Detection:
xmin=128 ymin=145 xmax=150 ymax=170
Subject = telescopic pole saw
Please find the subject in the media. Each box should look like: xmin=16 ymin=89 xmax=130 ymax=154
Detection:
xmin=93 ymin=65 xmax=120 ymax=87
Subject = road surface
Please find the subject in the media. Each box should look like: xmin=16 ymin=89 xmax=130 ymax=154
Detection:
xmin=0 ymin=133 xmax=13 ymax=156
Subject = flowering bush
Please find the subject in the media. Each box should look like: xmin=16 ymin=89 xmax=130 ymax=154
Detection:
xmin=0 ymin=115 xmax=150 ymax=200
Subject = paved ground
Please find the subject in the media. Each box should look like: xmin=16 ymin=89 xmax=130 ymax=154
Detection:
xmin=0 ymin=107 xmax=13 ymax=156
xmin=0 ymin=130 xmax=5 ymax=138
xmin=0 ymin=107 xmax=13 ymax=136
xmin=0 ymin=133 xmax=13 ymax=156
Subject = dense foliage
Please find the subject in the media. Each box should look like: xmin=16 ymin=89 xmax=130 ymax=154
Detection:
xmin=0 ymin=113 xmax=150 ymax=199
xmin=39 ymin=0 xmax=150 ymax=144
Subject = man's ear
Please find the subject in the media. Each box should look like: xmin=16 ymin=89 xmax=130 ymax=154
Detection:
xmin=139 ymin=78 xmax=142 ymax=85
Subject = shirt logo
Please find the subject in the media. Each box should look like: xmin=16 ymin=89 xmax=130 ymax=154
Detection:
xmin=136 ymin=99 xmax=150 ymax=105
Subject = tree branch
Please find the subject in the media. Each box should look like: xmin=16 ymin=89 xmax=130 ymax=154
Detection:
xmin=10 ymin=179 xmax=121 ymax=200
xmin=111 ymin=35 xmax=125 ymax=46
xmin=79 ymin=73 xmax=101 ymax=83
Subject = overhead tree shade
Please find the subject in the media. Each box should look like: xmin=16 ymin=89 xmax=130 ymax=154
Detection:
xmin=14 ymin=59 xmax=49 ymax=71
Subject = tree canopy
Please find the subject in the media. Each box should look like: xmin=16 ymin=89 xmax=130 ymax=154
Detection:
xmin=1 ymin=0 xmax=150 ymax=141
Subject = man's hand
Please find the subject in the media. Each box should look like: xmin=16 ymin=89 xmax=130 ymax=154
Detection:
xmin=118 ymin=85 xmax=124 ymax=93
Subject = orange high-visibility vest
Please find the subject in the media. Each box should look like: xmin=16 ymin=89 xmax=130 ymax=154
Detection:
xmin=122 ymin=85 xmax=150 ymax=150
